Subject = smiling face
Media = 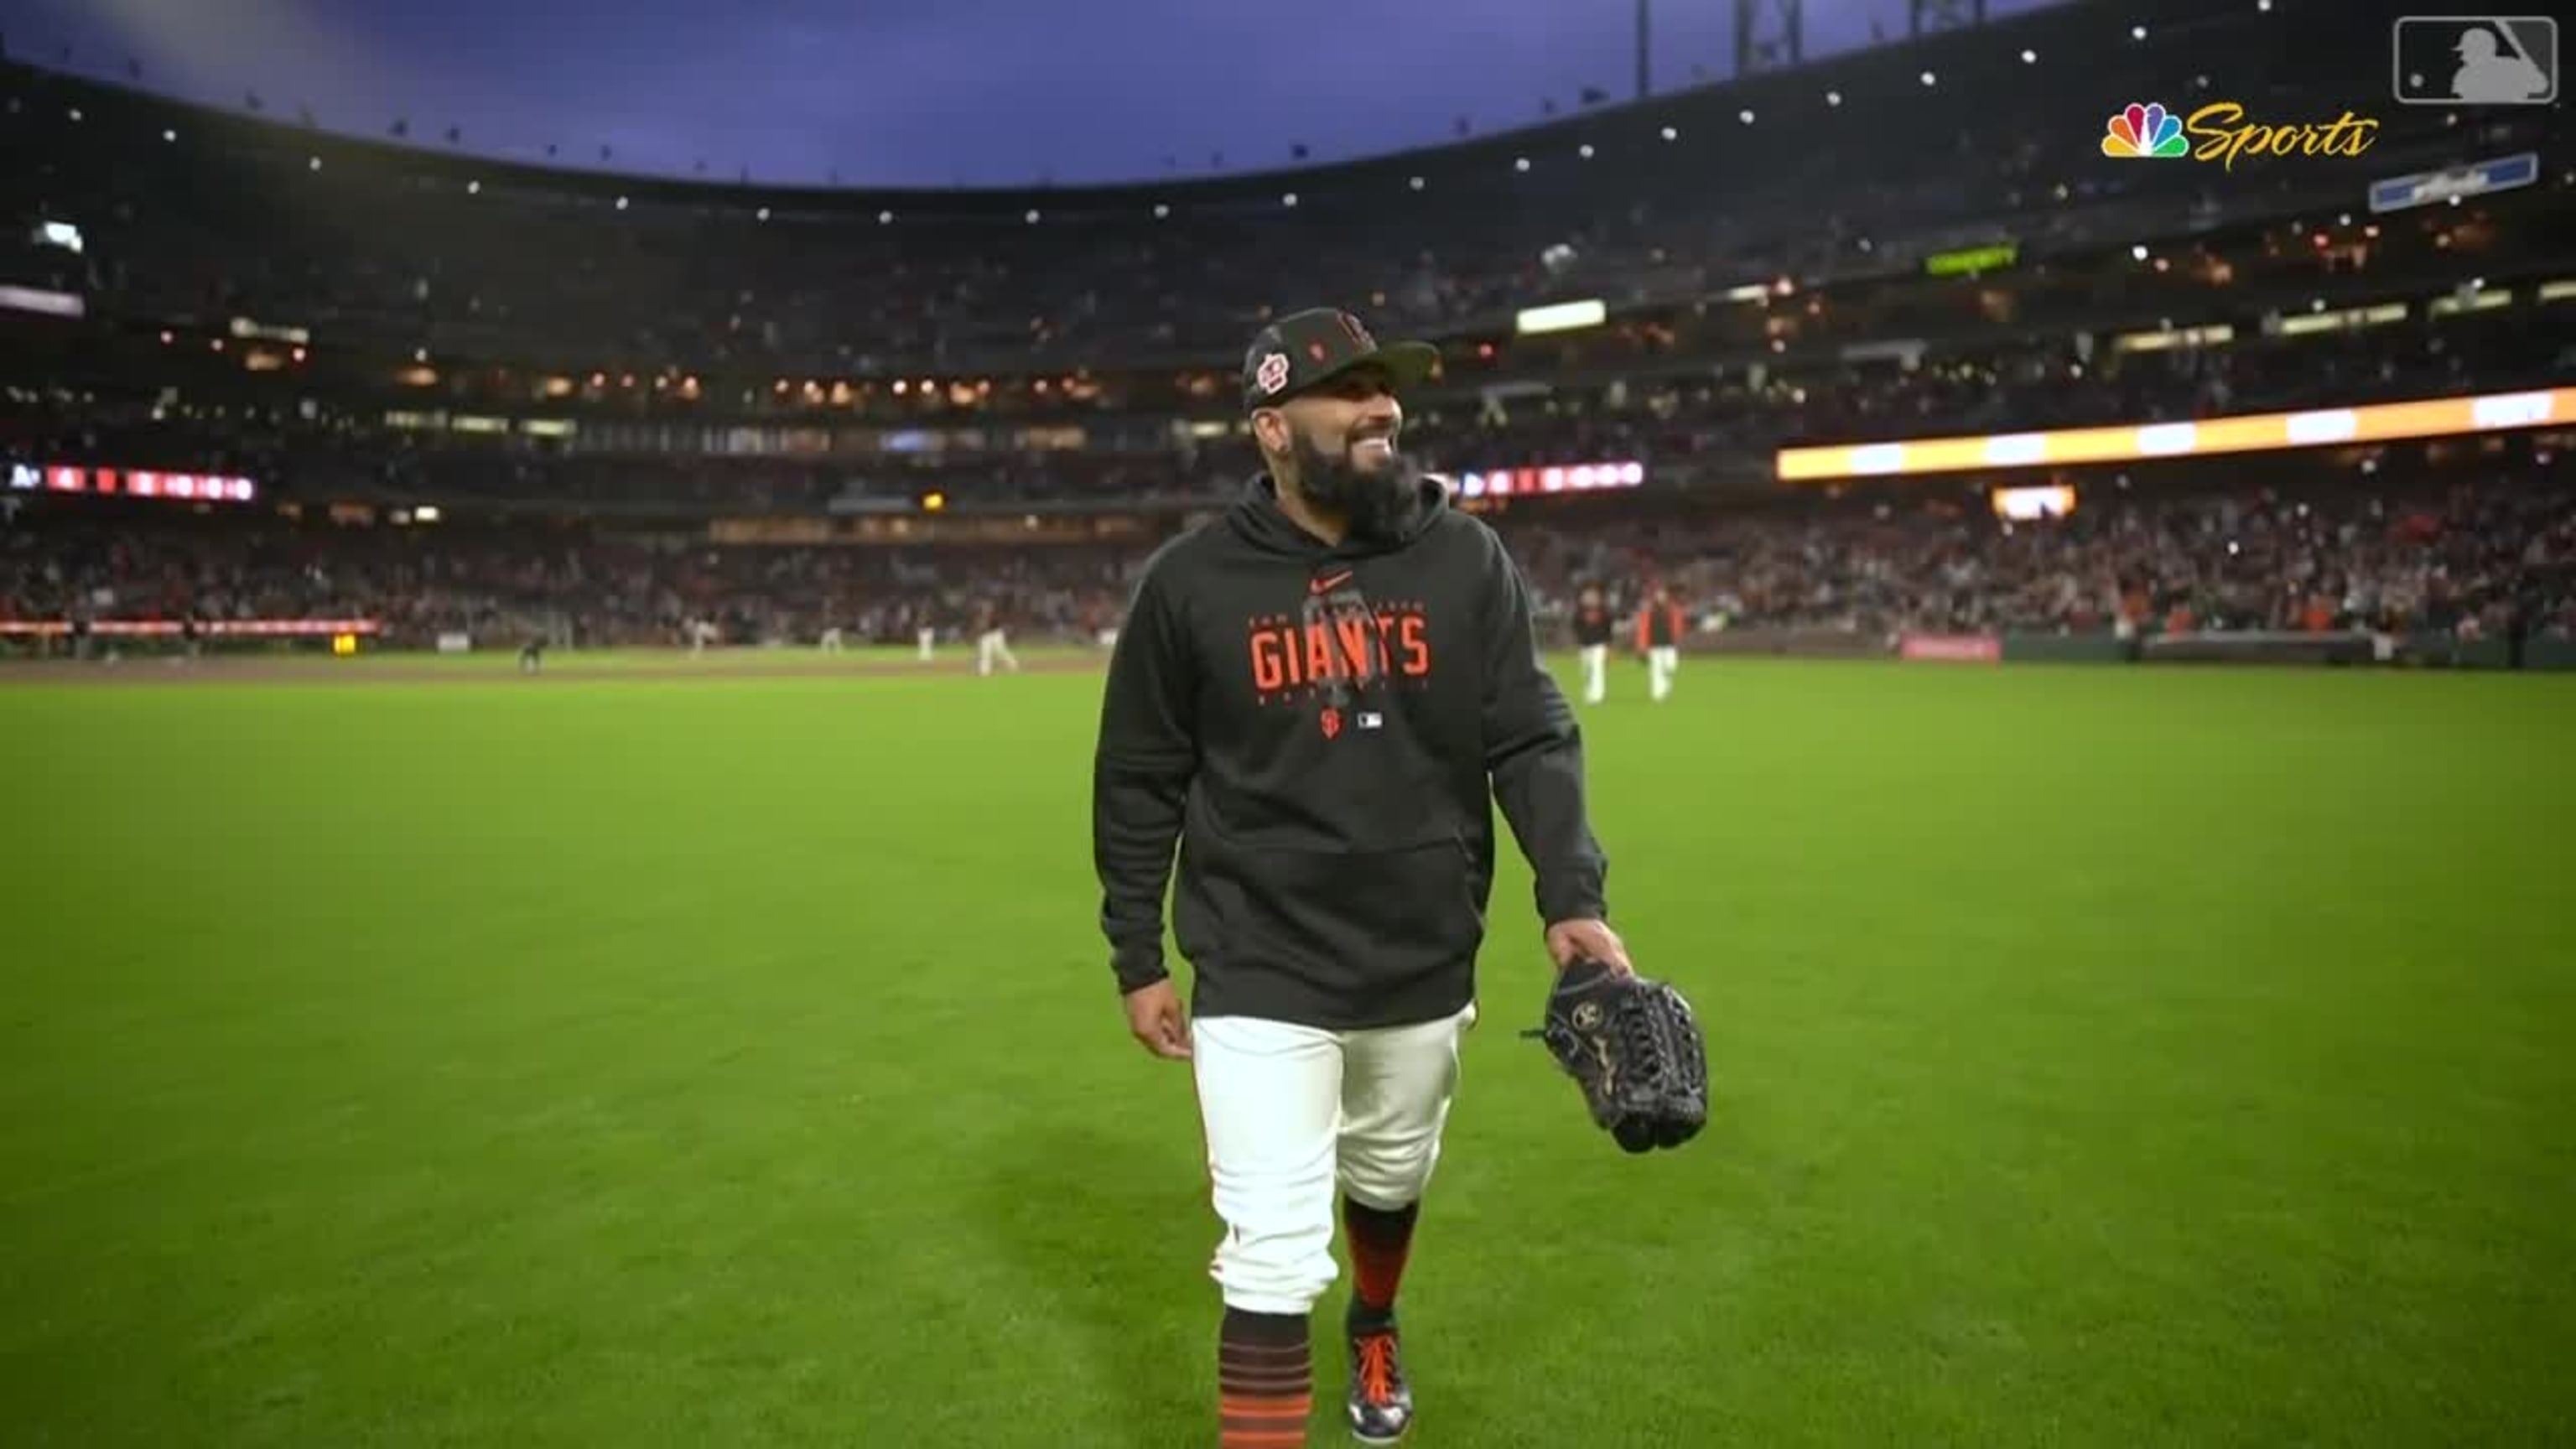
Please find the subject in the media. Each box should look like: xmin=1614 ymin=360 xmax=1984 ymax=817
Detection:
xmin=1256 ymin=365 xmax=1413 ymax=540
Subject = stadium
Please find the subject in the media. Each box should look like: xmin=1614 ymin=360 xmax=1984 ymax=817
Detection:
xmin=3 ymin=0 xmax=2570 ymax=1441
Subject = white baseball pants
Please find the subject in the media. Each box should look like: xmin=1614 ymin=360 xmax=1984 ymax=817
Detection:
xmin=1192 ymin=1003 xmax=1476 ymax=1316
xmin=1579 ymin=642 xmax=1607 ymax=704
xmin=1649 ymin=645 xmax=1678 ymax=701
xmin=976 ymin=628 xmax=1019 ymax=675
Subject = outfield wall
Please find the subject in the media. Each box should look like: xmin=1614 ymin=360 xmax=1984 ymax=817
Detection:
xmin=1644 ymin=627 xmax=2575 ymax=672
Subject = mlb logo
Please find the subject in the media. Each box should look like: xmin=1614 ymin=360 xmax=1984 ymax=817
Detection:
xmin=1357 ymin=712 xmax=1384 ymax=730
xmin=2392 ymin=15 xmax=2558 ymax=104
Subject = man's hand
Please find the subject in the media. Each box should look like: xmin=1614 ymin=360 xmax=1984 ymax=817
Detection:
xmin=1123 ymin=979 xmax=1192 ymax=1060
xmin=1545 ymin=918 xmax=1633 ymax=975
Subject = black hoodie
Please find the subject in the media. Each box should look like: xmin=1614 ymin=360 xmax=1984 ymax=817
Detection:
xmin=1091 ymin=470 xmax=1608 ymax=1031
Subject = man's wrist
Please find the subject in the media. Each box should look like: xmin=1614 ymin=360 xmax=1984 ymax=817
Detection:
xmin=1112 ymin=951 xmax=1169 ymax=994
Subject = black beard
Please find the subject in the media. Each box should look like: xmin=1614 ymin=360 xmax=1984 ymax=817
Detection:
xmin=1291 ymin=429 xmax=1414 ymax=543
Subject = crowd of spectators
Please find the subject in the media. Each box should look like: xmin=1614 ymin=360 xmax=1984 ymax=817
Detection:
xmin=1496 ymin=471 xmax=2576 ymax=643
xmin=8 ymin=299 xmax=2562 ymax=514
xmin=0 ymin=512 xmax=1140 ymax=649
xmin=10 ymin=461 xmax=2571 ymax=654
xmin=1 ymin=0 xmax=2530 ymax=376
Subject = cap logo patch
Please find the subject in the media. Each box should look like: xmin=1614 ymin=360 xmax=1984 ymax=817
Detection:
xmin=1254 ymin=351 xmax=1291 ymax=395
xmin=1306 ymin=341 xmax=1329 ymax=362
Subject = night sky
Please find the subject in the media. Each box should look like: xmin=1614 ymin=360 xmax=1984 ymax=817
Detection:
xmin=1 ymin=0 xmax=2060 ymax=187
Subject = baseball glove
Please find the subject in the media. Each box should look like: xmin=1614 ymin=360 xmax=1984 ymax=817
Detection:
xmin=1523 ymin=958 xmax=1708 ymax=1154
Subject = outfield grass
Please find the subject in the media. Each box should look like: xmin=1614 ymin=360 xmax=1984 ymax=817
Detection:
xmin=3 ymin=659 xmax=2570 ymax=1447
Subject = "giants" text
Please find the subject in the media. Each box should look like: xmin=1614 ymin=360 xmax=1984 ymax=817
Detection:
xmin=1248 ymin=612 xmax=1431 ymax=693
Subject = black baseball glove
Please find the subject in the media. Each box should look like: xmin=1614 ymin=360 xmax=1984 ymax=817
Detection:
xmin=1524 ymin=958 xmax=1708 ymax=1153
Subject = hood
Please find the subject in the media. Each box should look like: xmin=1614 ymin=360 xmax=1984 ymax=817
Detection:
xmin=1224 ymin=465 xmax=1451 ymax=561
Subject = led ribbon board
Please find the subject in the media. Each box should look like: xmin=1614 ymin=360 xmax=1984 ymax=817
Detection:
xmin=1775 ymin=387 xmax=2575 ymax=483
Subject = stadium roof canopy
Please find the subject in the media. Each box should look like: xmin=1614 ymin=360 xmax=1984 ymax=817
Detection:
xmin=0 ymin=0 xmax=2268 ymax=221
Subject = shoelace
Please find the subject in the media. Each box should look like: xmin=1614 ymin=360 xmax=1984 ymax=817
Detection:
xmin=1355 ymin=1334 xmax=1400 ymax=1405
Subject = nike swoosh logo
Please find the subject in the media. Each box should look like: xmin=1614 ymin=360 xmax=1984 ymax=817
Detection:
xmin=1311 ymin=571 xmax=1353 ymax=594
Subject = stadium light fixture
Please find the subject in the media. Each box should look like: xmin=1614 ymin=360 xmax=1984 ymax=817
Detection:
xmin=2021 ymin=49 xmax=2038 ymax=63
xmin=1738 ymin=108 xmax=1756 ymax=124
xmin=1826 ymin=91 xmax=1843 ymax=106
xmin=1919 ymin=70 xmax=1937 ymax=86
xmin=2132 ymin=243 xmax=2150 ymax=261
xmin=1659 ymin=125 xmax=1679 ymax=140
xmin=66 ymin=107 xmax=82 ymax=122
xmin=1516 ymin=299 xmax=1607 ymax=335
xmin=2131 ymin=23 xmax=2148 ymax=39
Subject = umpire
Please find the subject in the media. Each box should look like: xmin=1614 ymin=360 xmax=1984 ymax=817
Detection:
xmin=1090 ymin=307 xmax=1630 ymax=1447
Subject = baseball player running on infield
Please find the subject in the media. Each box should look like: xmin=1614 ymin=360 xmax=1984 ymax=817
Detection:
xmin=1091 ymin=307 xmax=1629 ymax=1446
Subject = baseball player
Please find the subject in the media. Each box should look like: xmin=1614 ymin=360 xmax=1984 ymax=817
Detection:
xmin=1635 ymin=582 xmax=1685 ymax=703
xmin=974 ymin=599 xmax=1021 ymax=676
xmin=1571 ymin=582 xmax=1614 ymax=704
xmin=1090 ymin=307 xmax=1629 ymax=1447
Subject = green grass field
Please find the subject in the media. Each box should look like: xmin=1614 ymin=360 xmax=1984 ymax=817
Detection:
xmin=4 ymin=657 xmax=2571 ymax=1447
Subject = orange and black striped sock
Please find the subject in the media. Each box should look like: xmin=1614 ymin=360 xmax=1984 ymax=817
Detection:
xmin=1218 ymin=1306 xmax=1311 ymax=1447
xmin=1343 ymin=1196 xmax=1420 ymax=1333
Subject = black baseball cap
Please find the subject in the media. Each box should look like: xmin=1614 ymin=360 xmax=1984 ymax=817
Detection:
xmin=1241 ymin=308 xmax=1441 ymax=414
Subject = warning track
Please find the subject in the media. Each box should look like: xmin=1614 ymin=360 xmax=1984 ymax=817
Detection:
xmin=0 ymin=652 xmax=1109 ymax=688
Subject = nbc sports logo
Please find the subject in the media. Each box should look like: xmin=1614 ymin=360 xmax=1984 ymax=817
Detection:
xmin=2101 ymin=101 xmax=2188 ymax=158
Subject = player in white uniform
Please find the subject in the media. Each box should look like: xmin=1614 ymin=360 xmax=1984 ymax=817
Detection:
xmin=974 ymin=600 xmax=1021 ymax=677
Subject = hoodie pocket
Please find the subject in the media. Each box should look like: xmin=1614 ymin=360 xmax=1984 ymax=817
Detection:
xmin=1199 ymin=836 xmax=1487 ymax=974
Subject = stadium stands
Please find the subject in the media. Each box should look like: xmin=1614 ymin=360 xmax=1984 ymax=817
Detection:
xmin=3 ymin=0 xmax=2570 ymax=662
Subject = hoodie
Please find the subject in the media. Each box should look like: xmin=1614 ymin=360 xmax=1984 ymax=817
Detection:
xmin=1091 ymin=470 xmax=1608 ymax=1031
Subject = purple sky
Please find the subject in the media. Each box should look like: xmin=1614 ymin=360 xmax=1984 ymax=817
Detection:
xmin=2 ymin=0 xmax=2058 ymax=187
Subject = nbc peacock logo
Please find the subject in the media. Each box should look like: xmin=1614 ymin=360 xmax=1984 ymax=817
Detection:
xmin=2101 ymin=101 xmax=2188 ymax=158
